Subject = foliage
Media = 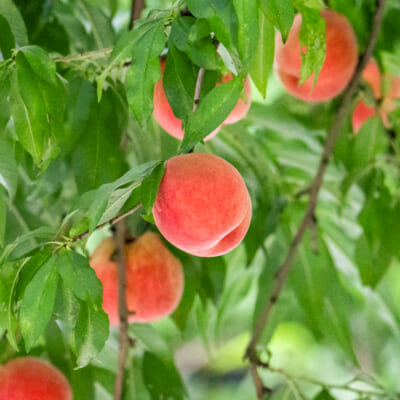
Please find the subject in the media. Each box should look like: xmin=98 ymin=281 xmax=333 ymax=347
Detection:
xmin=0 ymin=0 xmax=400 ymax=399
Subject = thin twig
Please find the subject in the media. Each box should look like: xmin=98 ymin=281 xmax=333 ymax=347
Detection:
xmin=54 ymin=47 xmax=112 ymax=63
xmin=70 ymin=204 xmax=142 ymax=243
xmin=244 ymin=0 xmax=386 ymax=397
xmin=114 ymin=220 xmax=130 ymax=400
xmin=129 ymin=0 xmax=145 ymax=30
xmin=193 ymin=68 xmax=205 ymax=112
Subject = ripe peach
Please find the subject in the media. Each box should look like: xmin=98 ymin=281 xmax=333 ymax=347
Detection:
xmin=153 ymin=61 xmax=251 ymax=140
xmin=352 ymin=59 xmax=381 ymax=132
xmin=89 ymin=232 xmax=184 ymax=325
xmin=275 ymin=9 xmax=358 ymax=102
xmin=352 ymin=101 xmax=376 ymax=133
xmin=0 ymin=357 xmax=72 ymax=400
xmin=153 ymin=153 xmax=252 ymax=257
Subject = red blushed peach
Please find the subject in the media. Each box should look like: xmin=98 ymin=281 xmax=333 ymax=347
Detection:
xmin=0 ymin=357 xmax=72 ymax=400
xmin=90 ymin=232 xmax=184 ymax=325
xmin=352 ymin=59 xmax=381 ymax=132
xmin=275 ymin=9 xmax=358 ymax=102
xmin=362 ymin=59 xmax=381 ymax=98
xmin=352 ymin=101 xmax=376 ymax=133
xmin=153 ymin=77 xmax=221 ymax=140
xmin=153 ymin=153 xmax=252 ymax=257
xmin=153 ymin=61 xmax=252 ymax=140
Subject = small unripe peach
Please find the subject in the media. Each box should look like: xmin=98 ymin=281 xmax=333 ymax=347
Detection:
xmin=153 ymin=153 xmax=252 ymax=257
xmin=90 ymin=232 xmax=184 ymax=325
xmin=275 ymin=9 xmax=358 ymax=102
xmin=0 ymin=357 xmax=72 ymax=400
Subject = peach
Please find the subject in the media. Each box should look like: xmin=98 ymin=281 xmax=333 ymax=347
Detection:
xmin=153 ymin=153 xmax=252 ymax=257
xmin=0 ymin=357 xmax=72 ymax=400
xmin=153 ymin=61 xmax=251 ymax=140
xmin=275 ymin=9 xmax=358 ymax=102
xmin=90 ymin=232 xmax=184 ymax=325
xmin=352 ymin=101 xmax=376 ymax=133
xmin=352 ymin=59 xmax=381 ymax=132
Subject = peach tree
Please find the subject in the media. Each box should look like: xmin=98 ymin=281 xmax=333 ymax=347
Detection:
xmin=0 ymin=0 xmax=400 ymax=399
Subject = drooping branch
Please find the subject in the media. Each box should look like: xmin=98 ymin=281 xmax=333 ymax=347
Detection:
xmin=114 ymin=220 xmax=129 ymax=400
xmin=245 ymin=0 xmax=386 ymax=396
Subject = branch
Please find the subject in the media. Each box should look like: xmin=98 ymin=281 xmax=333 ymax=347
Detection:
xmin=114 ymin=220 xmax=130 ymax=400
xmin=193 ymin=67 xmax=205 ymax=112
xmin=54 ymin=47 xmax=112 ymax=63
xmin=245 ymin=0 xmax=386 ymax=396
xmin=129 ymin=0 xmax=145 ymax=30
xmin=70 ymin=204 xmax=142 ymax=243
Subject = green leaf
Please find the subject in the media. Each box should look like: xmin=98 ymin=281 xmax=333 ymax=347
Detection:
xmin=0 ymin=0 xmax=28 ymax=47
xmin=56 ymin=251 xmax=103 ymax=302
xmin=233 ymin=0 xmax=259 ymax=66
xmin=0 ymin=260 xmax=24 ymax=349
xmin=0 ymin=15 xmax=15 ymax=59
xmin=313 ymin=389 xmax=335 ymax=399
xmin=142 ymin=352 xmax=187 ymax=400
xmin=77 ymin=0 xmax=115 ymax=48
xmin=56 ymin=250 xmax=109 ymax=367
xmin=125 ymin=19 xmax=165 ymax=125
xmin=0 ymin=135 xmax=17 ymax=199
xmin=74 ymin=300 xmax=109 ymax=368
xmin=0 ymin=227 xmax=56 ymax=263
xmin=18 ymin=46 xmax=57 ymax=83
xmin=180 ymin=76 xmax=243 ymax=153
xmin=249 ymin=11 xmax=275 ymax=98
xmin=141 ymin=161 xmax=166 ymax=215
xmin=0 ymin=187 xmax=6 ymax=247
xmin=72 ymin=85 xmax=126 ymax=194
xmin=0 ymin=68 xmax=10 ymax=130
xmin=20 ymin=255 xmax=59 ymax=351
xmin=186 ymin=0 xmax=241 ymax=72
xmin=293 ymin=2 xmax=326 ymax=84
xmin=83 ymin=160 xmax=158 ymax=232
xmin=10 ymin=48 xmax=64 ymax=167
xmin=170 ymin=17 xmax=219 ymax=70
xmin=245 ymin=197 xmax=286 ymax=265
xmin=163 ymin=42 xmax=197 ymax=121
xmin=261 ymin=0 xmax=295 ymax=42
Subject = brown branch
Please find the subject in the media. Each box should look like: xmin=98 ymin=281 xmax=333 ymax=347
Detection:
xmin=129 ymin=0 xmax=145 ymax=30
xmin=244 ymin=0 xmax=386 ymax=397
xmin=114 ymin=220 xmax=130 ymax=400
xmin=70 ymin=204 xmax=142 ymax=243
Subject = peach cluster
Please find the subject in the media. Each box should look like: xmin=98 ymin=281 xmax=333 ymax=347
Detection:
xmin=153 ymin=60 xmax=251 ymax=140
xmin=352 ymin=59 xmax=400 ymax=132
xmin=0 ymin=357 xmax=72 ymax=400
xmin=275 ymin=9 xmax=358 ymax=102
xmin=90 ymin=152 xmax=252 ymax=325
